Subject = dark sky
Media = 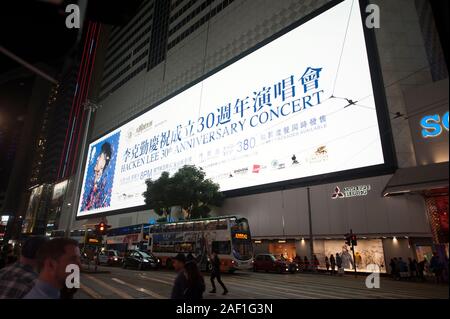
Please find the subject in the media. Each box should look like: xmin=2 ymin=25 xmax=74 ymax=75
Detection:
xmin=0 ymin=0 xmax=143 ymax=74
xmin=0 ymin=1 xmax=142 ymax=192
xmin=0 ymin=0 xmax=79 ymax=191
xmin=0 ymin=76 xmax=34 ymax=190
xmin=0 ymin=1 xmax=79 ymax=74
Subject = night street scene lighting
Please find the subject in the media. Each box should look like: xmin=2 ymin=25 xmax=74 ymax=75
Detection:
xmin=0 ymin=0 xmax=448 ymax=317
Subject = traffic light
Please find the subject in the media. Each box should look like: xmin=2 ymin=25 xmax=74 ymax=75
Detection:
xmin=96 ymin=222 xmax=110 ymax=236
xmin=351 ymin=234 xmax=357 ymax=246
xmin=345 ymin=233 xmax=351 ymax=246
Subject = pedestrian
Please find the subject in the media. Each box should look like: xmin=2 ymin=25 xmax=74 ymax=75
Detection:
xmin=312 ymin=254 xmax=319 ymax=272
xmin=303 ymin=256 xmax=310 ymax=272
xmin=417 ymin=258 xmax=426 ymax=281
xmin=336 ymin=253 xmax=343 ymax=276
xmin=1 ymin=244 xmax=16 ymax=269
xmin=170 ymin=253 xmax=187 ymax=299
xmin=0 ymin=236 xmax=47 ymax=299
xmin=398 ymin=257 xmax=408 ymax=279
xmin=329 ymin=254 xmax=336 ymax=275
xmin=298 ymin=256 xmax=304 ymax=272
xmin=23 ymin=238 xmax=81 ymax=299
xmin=389 ymin=258 xmax=397 ymax=279
xmin=423 ymin=256 xmax=430 ymax=276
xmin=184 ymin=261 xmax=205 ymax=300
xmin=408 ymin=258 xmax=417 ymax=280
xmin=430 ymin=252 xmax=444 ymax=284
xmin=209 ymin=251 xmax=228 ymax=295
xmin=325 ymin=256 xmax=330 ymax=273
xmin=186 ymin=252 xmax=195 ymax=262
xmin=0 ymin=246 xmax=5 ymax=270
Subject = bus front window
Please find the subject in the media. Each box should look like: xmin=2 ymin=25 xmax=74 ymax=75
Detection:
xmin=232 ymin=240 xmax=253 ymax=260
xmin=231 ymin=218 xmax=253 ymax=260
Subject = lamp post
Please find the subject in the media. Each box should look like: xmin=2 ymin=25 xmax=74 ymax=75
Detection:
xmin=64 ymin=100 xmax=101 ymax=237
xmin=307 ymin=187 xmax=314 ymax=262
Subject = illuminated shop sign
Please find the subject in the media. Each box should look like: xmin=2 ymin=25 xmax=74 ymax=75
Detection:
xmin=234 ymin=233 xmax=248 ymax=240
xmin=332 ymin=185 xmax=372 ymax=199
xmin=420 ymin=111 xmax=449 ymax=138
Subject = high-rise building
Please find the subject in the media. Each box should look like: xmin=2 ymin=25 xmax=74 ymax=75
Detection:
xmin=61 ymin=0 xmax=448 ymax=271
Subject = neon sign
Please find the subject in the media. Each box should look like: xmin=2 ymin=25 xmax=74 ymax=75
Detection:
xmin=234 ymin=233 xmax=248 ymax=240
xmin=421 ymin=111 xmax=449 ymax=138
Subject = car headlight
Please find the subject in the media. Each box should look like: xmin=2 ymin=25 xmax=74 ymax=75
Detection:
xmin=143 ymin=259 xmax=149 ymax=263
xmin=114 ymin=257 xmax=118 ymax=261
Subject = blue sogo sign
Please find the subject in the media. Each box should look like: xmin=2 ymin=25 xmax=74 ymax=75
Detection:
xmin=420 ymin=111 xmax=449 ymax=138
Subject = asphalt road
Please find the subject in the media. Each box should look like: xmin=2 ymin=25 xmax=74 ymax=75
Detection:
xmin=74 ymin=265 xmax=449 ymax=299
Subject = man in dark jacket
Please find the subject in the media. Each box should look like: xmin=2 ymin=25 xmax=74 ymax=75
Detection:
xmin=170 ymin=253 xmax=188 ymax=299
xmin=209 ymin=251 xmax=228 ymax=295
xmin=0 ymin=237 xmax=47 ymax=298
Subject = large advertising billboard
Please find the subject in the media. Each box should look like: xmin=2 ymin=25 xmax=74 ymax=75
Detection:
xmin=77 ymin=0 xmax=391 ymax=218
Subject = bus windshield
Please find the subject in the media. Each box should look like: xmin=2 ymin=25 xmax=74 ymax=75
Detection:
xmin=230 ymin=218 xmax=253 ymax=260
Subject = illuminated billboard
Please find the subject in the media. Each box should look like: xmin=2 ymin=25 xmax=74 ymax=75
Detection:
xmin=77 ymin=0 xmax=391 ymax=218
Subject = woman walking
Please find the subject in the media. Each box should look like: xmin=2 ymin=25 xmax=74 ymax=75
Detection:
xmin=184 ymin=261 xmax=206 ymax=300
xmin=330 ymin=254 xmax=336 ymax=275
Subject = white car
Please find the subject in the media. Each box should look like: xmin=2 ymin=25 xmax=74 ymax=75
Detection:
xmin=98 ymin=250 xmax=122 ymax=266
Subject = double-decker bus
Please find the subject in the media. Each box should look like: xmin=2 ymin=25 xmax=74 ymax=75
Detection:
xmin=69 ymin=229 xmax=102 ymax=249
xmin=149 ymin=216 xmax=253 ymax=273
xmin=48 ymin=230 xmax=66 ymax=239
xmin=105 ymin=224 xmax=150 ymax=254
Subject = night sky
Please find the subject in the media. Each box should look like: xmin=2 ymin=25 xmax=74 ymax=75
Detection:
xmin=0 ymin=0 xmax=142 ymax=192
xmin=0 ymin=0 xmax=79 ymax=191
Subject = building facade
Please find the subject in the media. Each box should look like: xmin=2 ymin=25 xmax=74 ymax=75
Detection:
xmin=61 ymin=0 xmax=448 ymax=272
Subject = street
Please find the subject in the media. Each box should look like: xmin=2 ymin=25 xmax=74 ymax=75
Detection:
xmin=76 ymin=266 xmax=449 ymax=299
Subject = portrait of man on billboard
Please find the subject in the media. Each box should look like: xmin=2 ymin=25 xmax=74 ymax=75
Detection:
xmin=80 ymin=131 xmax=120 ymax=212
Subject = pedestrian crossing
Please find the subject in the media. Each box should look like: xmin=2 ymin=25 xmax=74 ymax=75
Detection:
xmin=76 ymin=267 xmax=449 ymax=299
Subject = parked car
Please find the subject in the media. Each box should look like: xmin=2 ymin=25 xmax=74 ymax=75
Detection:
xmin=98 ymin=250 xmax=122 ymax=266
xmin=253 ymin=253 xmax=297 ymax=273
xmin=122 ymin=250 xmax=160 ymax=270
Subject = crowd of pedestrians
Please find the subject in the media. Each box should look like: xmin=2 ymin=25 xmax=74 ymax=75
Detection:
xmin=389 ymin=253 xmax=448 ymax=283
xmin=170 ymin=250 xmax=228 ymax=300
xmin=293 ymin=253 xmax=344 ymax=275
xmin=0 ymin=237 xmax=81 ymax=299
xmin=292 ymin=252 xmax=448 ymax=283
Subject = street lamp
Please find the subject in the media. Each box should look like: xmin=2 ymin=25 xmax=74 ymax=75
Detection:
xmin=64 ymin=99 xmax=102 ymax=237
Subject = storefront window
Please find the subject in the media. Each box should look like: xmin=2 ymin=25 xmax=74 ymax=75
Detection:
xmin=314 ymin=239 xmax=386 ymax=273
xmin=268 ymin=242 xmax=296 ymax=261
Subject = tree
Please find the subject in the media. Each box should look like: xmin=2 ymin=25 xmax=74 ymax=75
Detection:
xmin=171 ymin=165 xmax=224 ymax=220
xmin=143 ymin=165 xmax=224 ymax=221
xmin=143 ymin=171 xmax=173 ymax=219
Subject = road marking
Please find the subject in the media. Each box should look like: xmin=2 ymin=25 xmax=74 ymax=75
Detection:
xmin=80 ymin=283 xmax=102 ymax=299
xmin=84 ymin=274 xmax=133 ymax=299
xmin=139 ymin=274 xmax=173 ymax=285
xmin=225 ymin=279 xmax=317 ymax=299
xmin=112 ymin=277 xmax=164 ymax=299
xmin=245 ymin=275 xmax=434 ymax=299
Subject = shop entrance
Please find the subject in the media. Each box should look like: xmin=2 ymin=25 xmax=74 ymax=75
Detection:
xmin=415 ymin=245 xmax=433 ymax=262
xmin=268 ymin=241 xmax=296 ymax=261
